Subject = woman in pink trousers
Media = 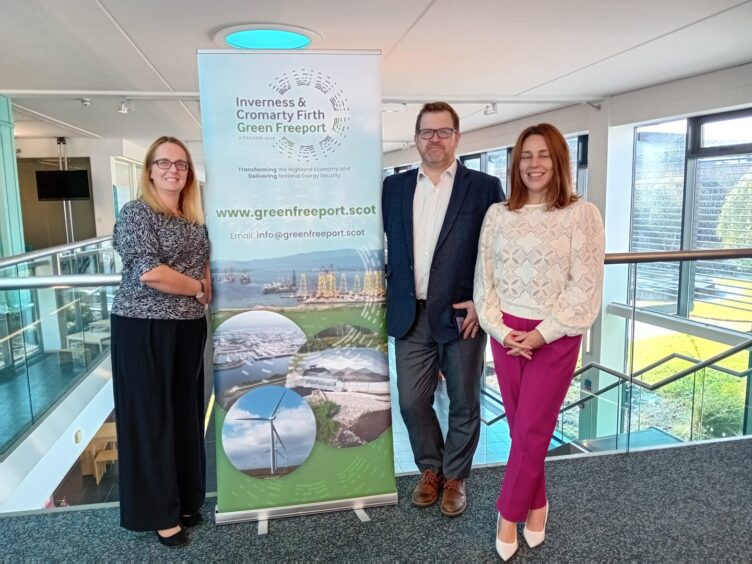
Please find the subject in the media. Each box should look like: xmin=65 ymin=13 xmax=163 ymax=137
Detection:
xmin=474 ymin=123 xmax=605 ymax=560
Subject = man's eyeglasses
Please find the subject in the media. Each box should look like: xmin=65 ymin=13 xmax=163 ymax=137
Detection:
xmin=152 ymin=158 xmax=190 ymax=171
xmin=416 ymin=128 xmax=457 ymax=140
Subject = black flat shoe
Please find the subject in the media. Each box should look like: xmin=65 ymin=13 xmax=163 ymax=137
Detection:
xmin=155 ymin=527 xmax=187 ymax=547
xmin=180 ymin=513 xmax=203 ymax=528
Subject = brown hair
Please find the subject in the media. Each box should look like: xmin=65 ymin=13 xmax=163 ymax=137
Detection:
xmin=506 ymin=123 xmax=579 ymax=211
xmin=139 ymin=136 xmax=204 ymax=225
xmin=414 ymin=102 xmax=460 ymax=133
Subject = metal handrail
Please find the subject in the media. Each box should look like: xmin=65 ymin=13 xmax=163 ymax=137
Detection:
xmin=0 ymin=274 xmax=121 ymax=290
xmin=631 ymin=337 xmax=752 ymax=390
xmin=558 ymin=336 xmax=752 ymax=417
xmin=1 ymin=247 xmax=751 ymax=291
xmin=604 ymin=247 xmax=752 ymax=264
xmin=0 ymin=236 xmax=113 ymax=269
xmin=486 ymin=336 xmax=752 ymax=423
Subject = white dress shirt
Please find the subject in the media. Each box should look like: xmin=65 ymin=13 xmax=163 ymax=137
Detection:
xmin=413 ymin=161 xmax=457 ymax=299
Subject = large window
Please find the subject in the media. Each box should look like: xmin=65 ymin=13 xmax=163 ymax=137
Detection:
xmin=630 ymin=120 xmax=687 ymax=310
xmin=384 ymin=133 xmax=587 ymax=200
xmin=627 ymin=108 xmax=752 ymax=442
xmin=111 ymin=158 xmax=142 ymax=220
xmin=460 ymin=153 xmax=481 ymax=171
xmin=486 ymin=149 xmax=508 ymax=194
xmin=629 ymin=108 xmax=752 ymax=323
xmin=687 ymin=110 xmax=752 ymax=325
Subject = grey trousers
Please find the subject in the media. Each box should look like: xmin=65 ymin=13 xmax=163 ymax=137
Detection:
xmin=394 ymin=303 xmax=486 ymax=479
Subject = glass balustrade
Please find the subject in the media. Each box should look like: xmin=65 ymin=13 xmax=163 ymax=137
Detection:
xmin=0 ymin=244 xmax=750 ymax=511
xmin=554 ymin=365 xmax=626 ymax=453
xmin=480 ymin=252 xmax=752 ymax=461
xmin=0 ymin=238 xmax=119 ymax=455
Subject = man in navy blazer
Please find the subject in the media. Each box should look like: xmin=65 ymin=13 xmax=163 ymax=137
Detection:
xmin=382 ymin=102 xmax=504 ymax=517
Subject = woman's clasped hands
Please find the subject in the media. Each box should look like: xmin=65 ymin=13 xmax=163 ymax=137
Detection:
xmin=503 ymin=329 xmax=545 ymax=359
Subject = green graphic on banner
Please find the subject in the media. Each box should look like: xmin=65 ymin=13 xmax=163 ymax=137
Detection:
xmin=198 ymin=50 xmax=396 ymax=522
xmin=215 ymin=406 xmax=396 ymax=512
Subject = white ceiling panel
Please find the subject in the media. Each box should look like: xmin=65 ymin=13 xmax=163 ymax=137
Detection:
xmin=523 ymin=2 xmax=752 ymax=98
xmin=1 ymin=0 xmax=750 ymax=146
xmin=2 ymin=1 xmax=171 ymax=90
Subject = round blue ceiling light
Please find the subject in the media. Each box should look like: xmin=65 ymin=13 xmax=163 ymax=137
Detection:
xmin=225 ymin=29 xmax=311 ymax=50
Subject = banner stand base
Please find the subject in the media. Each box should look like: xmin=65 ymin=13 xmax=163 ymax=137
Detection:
xmin=214 ymin=492 xmax=398 ymax=525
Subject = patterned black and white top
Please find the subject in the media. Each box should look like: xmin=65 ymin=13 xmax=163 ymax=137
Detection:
xmin=112 ymin=199 xmax=209 ymax=320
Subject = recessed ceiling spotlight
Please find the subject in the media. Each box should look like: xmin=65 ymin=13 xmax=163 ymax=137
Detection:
xmin=117 ymin=99 xmax=131 ymax=114
xmin=80 ymin=98 xmax=91 ymax=107
xmin=212 ymin=24 xmax=321 ymax=50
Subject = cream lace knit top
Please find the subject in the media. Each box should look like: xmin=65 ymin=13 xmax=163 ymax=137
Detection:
xmin=474 ymin=199 xmax=605 ymax=345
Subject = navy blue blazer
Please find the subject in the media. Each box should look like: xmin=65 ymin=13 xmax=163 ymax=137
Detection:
xmin=382 ymin=163 xmax=504 ymax=343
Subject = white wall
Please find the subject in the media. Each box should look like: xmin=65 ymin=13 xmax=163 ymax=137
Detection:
xmin=15 ymin=138 xmax=147 ymax=237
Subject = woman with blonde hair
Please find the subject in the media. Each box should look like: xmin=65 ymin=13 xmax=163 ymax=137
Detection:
xmin=474 ymin=123 xmax=604 ymax=560
xmin=111 ymin=136 xmax=211 ymax=547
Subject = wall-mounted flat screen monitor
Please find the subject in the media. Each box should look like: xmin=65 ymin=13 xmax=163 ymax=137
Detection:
xmin=35 ymin=170 xmax=91 ymax=201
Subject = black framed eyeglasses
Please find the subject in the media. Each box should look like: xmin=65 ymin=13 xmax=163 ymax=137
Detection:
xmin=152 ymin=158 xmax=190 ymax=171
xmin=416 ymin=128 xmax=457 ymax=140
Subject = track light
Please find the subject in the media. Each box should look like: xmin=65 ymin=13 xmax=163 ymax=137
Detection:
xmin=483 ymin=103 xmax=498 ymax=116
xmin=117 ymin=99 xmax=131 ymax=114
xmin=382 ymin=103 xmax=407 ymax=113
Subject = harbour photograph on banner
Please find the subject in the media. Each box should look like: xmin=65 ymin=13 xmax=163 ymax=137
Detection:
xmin=198 ymin=50 xmax=396 ymax=522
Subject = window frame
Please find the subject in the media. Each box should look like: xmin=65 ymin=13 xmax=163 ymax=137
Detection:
xmin=677 ymin=107 xmax=752 ymax=316
xmin=687 ymin=107 xmax=752 ymax=158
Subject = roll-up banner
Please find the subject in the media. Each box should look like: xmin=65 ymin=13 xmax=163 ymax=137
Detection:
xmin=197 ymin=50 xmax=397 ymax=523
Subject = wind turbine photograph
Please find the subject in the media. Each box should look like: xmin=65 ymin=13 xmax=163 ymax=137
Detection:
xmin=222 ymin=386 xmax=317 ymax=478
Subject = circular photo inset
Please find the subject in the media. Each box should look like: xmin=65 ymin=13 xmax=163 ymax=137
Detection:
xmin=287 ymin=339 xmax=391 ymax=448
xmin=222 ymin=386 xmax=316 ymax=479
xmin=213 ymin=311 xmax=306 ymax=409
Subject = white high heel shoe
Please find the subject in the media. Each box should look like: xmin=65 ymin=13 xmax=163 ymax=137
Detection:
xmin=495 ymin=513 xmax=518 ymax=561
xmin=522 ymin=501 xmax=549 ymax=548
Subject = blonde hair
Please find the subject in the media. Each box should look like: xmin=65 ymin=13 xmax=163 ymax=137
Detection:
xmin=138 ymin=136 xmax=204 ymax=225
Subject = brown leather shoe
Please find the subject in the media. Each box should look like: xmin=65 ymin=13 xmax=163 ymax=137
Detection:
xmin=412 ymin=469 xmax=444 ymax=507
xmin=440 ymin=478 xmax=467 ymax=517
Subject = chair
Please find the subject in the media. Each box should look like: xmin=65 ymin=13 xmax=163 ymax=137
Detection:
xmin=94 ymin=448 xmax=119 ymax=485
xmin=69 ymin=341 xmax=89 ymax=366
xmin=57 ymin=348 xmax=75 ymax=368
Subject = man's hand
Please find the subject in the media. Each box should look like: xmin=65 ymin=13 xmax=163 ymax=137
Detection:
xmin=452 ymin=300 xmax=480 ymax=339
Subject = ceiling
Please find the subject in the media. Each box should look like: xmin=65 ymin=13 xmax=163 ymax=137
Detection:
xmin=3 ymin=0 xmax=752 ymax=155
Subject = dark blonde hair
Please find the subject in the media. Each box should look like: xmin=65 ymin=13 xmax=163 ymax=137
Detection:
xmin=414 ymin=102 xmax=460 ymax=133
xmin=139 ymin=136 xmax=204 ymax=225
xmin=506 ymin=123 xmax=578 ymax=211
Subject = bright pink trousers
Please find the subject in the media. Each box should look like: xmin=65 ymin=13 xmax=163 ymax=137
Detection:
xmin=490 ymin=312 xmax=582 ymax=522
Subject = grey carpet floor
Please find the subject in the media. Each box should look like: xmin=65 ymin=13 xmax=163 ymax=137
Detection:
xmin=2 ymin=438 xmax=751 ymax=562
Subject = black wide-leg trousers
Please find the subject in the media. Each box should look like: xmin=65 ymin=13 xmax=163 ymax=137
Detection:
xmin=110 ymin=314 xmax=207 ymax=531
